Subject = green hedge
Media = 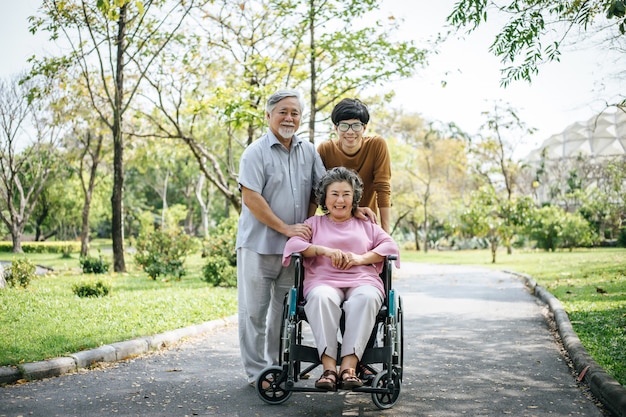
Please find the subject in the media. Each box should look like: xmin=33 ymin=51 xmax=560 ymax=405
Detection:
xmin=0 ymin=241 xmax=80 ymax=254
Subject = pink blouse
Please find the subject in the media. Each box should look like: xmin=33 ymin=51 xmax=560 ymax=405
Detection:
xmin=282 ymin=215 xmax=400 ymax=298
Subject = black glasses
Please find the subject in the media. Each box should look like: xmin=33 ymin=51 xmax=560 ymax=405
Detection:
xmin=337 ymin=122 xmax=365 ymax=132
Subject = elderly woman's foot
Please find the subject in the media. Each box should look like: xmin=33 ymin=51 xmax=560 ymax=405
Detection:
xmin=315 ymin=369 xmax=338 ymax=391
xmin=340 ymin=368 xmax=363 ymax=390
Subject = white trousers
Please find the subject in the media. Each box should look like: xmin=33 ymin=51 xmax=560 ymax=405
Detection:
xmin=304 ymin=285 xmax=383 ymax=361
xmin=237 ymin=248 xmax=294 ymax=383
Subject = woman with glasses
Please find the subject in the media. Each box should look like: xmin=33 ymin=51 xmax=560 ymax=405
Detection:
xmin=318 ymin=98 xmax=392 ymax=233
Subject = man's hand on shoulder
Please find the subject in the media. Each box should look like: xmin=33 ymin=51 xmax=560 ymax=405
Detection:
xmin=355 ymin=207 xmax=377 ymax=224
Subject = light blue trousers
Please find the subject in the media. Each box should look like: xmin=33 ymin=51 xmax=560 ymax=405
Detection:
xmin=237 ymin=248 xmax=294 ymax=383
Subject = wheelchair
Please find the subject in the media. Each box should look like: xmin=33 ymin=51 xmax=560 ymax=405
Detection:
xmin=255 ymin=253 xmax=403 ymax=409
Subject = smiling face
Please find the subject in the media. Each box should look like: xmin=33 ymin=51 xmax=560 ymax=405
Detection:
xmin=267 ymin=96 xmax=301 ymax=145
xmin=325 ymin=180 xmax=354 ymax=223
xmin=335 ymin=118 xmax=367 ymax=155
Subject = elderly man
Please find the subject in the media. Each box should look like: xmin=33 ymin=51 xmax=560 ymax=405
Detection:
xmin=235 ymin=89 xmax=326 ymax=386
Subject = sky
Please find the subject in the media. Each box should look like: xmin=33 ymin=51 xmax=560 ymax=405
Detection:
xmin=2 ymin=0 xmax=622 ymax=159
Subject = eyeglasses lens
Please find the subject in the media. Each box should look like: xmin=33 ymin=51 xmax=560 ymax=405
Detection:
xmin=338 ymin=123 xmax=363 ymax=132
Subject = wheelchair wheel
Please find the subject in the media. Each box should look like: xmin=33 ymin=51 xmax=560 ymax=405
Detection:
xmin=255 ymin=366 xmax=292 ymax=405
xmin=371 ymin=369 xmax=401 ymax=409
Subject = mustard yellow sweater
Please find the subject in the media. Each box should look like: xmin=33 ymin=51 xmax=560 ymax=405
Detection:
xmin=317 ymin=135 xmax=391 ymax=214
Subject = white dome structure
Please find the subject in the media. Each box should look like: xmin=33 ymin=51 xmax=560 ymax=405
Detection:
xmin=520 ymin=109 xmax=626 ymax=209
xmin=526 ymin=109 xmax=626 ymax=162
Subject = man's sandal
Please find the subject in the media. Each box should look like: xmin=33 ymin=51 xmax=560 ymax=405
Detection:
xmin=340 ymin=368 xmax=363 ymax=390
xmin=315 ymin=369 xmax=338 ymax=391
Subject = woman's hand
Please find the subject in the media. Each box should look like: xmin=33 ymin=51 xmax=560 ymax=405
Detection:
xmin=329 ymin=250 xmax=364 ymax=270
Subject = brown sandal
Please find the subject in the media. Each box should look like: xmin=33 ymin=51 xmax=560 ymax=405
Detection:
xmin=340 ymin=368 xmax=363 ymax=390
xmin=315 ymin=369 xmax=338 ymax=391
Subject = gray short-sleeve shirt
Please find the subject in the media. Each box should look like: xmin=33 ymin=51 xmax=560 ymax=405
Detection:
xmin=236 ymin=131 xmax=326 ymax=255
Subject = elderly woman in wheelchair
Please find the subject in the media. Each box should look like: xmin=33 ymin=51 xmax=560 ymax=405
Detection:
xmin=281 ymin=167 xmax=400 ymax=392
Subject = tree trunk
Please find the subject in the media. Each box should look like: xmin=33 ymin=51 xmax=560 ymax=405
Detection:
xmin=423 ymin=204 xmax=429 ymax=254
xmin=308 ymin=0 xmax=317 ymax=144
xmin=111 ymin=4 xmax=127 ymax=272
xmin=10 ymin=225 xmax=23 ymax=254
xmin=80 ymin=193 xmax=92 ymax=257
xmin=195 ymin=174 xmax=210 ymax=240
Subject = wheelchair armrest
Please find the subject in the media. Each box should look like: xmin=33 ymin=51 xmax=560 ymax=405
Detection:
xmin=292 ymin=252 xmax=305 ymax=297
xmin=382 ymin=255 xmax=396 ymax=307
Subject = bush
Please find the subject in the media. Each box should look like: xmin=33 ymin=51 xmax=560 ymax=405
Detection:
xmin=4 ymin=258 xmax=37 ymax=288
xmin=201 ymin=255 xmax=237 ymax=287
xmin=202 ymin=216 xmax=237 ymax=266
xmin=134 ymin=228 xmax=195 ymax=280
xmin=200 ymin=216 xmax=238 ymax=287
xmin=618 ymin=228 xmax=626 ymax=248
xmin=79 ymin=251 xmax=110 ymax=274
xmin=529 ymin=205 xmax=597 ymax=251
xmin=72 ymin=280 xmax=111 ymax=298
xmin=0 ymin=241 xmax=81 ymax=254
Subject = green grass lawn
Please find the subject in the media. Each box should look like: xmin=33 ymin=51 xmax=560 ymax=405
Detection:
xmin=1 ymin=247 xmax=624 ymax=387
xmin=403 ymin=247 xmax=626 ymax=386
xmin=0 ymin=252 xmax=237 ymax=367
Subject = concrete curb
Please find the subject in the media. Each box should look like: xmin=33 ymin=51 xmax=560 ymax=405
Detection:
xmin=509 ymin=271 xmax=626 ymax=417
xmin=0 ymin=315 xmax=237 ymax=386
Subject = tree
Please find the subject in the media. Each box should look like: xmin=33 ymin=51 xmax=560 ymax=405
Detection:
xmin=279 ymin=0 xmax=427 ymax=142
xmin=577 ymin=157 xmax=626 ymax=241
xmin=470 ymin=103 xmax=534 ymax=253
xmin=447 ymin=0 xmax=626 ymax=88
xmin=379 ymin=107 xmax=469 ymax=251
xmin=54 ymin=73 xmax=112 ymax=256
xmin=30 ymin=0 xmax=199 ymax=272
xmin=0 ymin=75 xmax=61 ymax=252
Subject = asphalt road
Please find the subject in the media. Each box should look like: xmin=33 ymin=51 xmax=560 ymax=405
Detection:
xmin=0 ymin=263 xmax=607 ymax=416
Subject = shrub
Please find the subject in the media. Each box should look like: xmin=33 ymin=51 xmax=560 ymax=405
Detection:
xmin=529 ymin=205 xmax=597 ymax=251
xmin=72 ymin=280 xmax=111 ymax=298
xmin=134 ymin=228 xmax=195 ymax=280
xmin=201 ymin=255 xmax=237 ymax=287
xmin=0 ymin=241 xmax=81 ymax=254
xmin=4 ymin=258 xmax=37 ymax=288
xmin=200 ymin=216 xmax=238 ymax=287
xmin=202 ymin=216 xmax=238 ymax=266
xmin=618 ymin=228 xmax=626 ymax=248
xmin=560 ymin=212 xmax=596 ymax=250
xmin=79 ymin=251 xmax=110 ymax=274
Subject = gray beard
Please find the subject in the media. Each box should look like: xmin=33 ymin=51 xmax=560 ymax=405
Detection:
xmin=278 ymin=126 xmax=295 ymax=139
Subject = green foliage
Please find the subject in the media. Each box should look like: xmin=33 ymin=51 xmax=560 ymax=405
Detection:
xmin=529 ymin=205 xmax=596 ymax=251
xmin=201 ymin=255 xmax=237 ymax=287
xmin=4 ymin=258 xmax=37 ymax=289
xmin=202 ymin=216 xmax=238 ymax=265
xmin=560 ymin=211 xmax=596 ymax=250
xmin=618 ymin=228 xmax=626 ymax=247
xmin=528 ymin=205 xmax=565 ymax=251
xmin=79 ymin=251 xmax=111 ymax=274
xmin=134 ymin=228 xmax=195 ymax=280
xmin=200 ymin=216 xmax=238 ymax=287
xmin=447 ymin=0 xmax=623 ymax=85
xmin=0 ymin=241 xmax=81 ymax=254
xmin=72 ymin=280 xmax=111 ymax=298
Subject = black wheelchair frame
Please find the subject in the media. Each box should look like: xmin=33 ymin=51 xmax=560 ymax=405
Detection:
xmin=256 ymin=253 xmax=403 ymax=409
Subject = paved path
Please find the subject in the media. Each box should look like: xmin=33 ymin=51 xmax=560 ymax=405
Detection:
xmin=0 ymin=263 xmax=608 ymax=416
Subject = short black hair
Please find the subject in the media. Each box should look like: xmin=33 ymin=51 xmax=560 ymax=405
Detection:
xmin=330 ymin=98 xmax=370 ymax=125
